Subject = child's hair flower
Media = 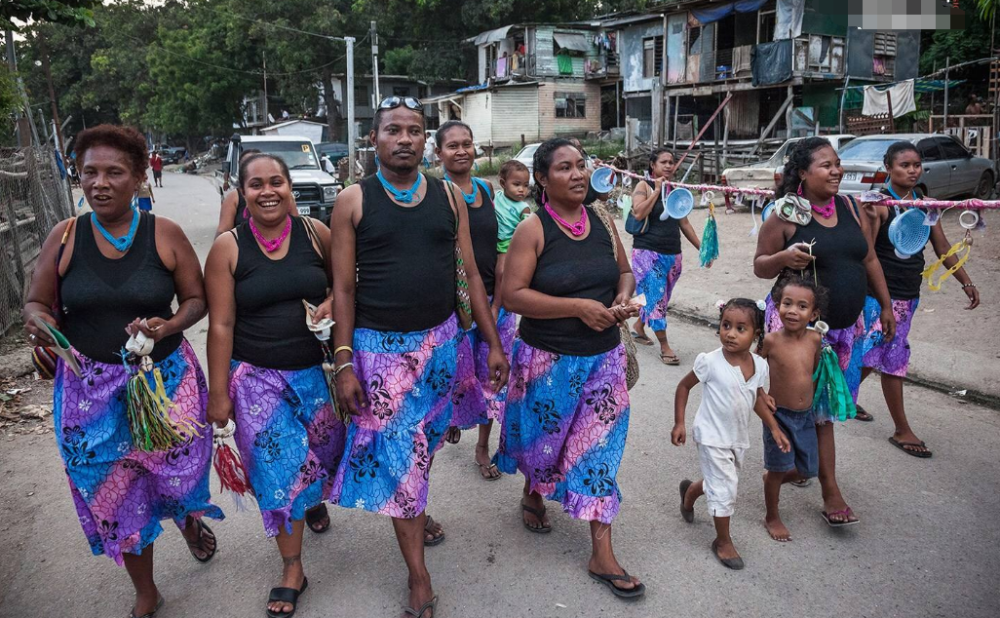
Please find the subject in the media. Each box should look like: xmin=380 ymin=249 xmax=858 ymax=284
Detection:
xmin=756 ymin=299 xmax=767 ymax=311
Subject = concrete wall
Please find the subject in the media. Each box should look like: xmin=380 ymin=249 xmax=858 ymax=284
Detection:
xmin=620 ymin=21 xmax=664 ymax=93
xmin=537 ymin=81 xmax=602 ymax=139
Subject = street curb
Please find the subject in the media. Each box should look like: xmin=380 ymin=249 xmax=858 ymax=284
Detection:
xmin=668 ymin=306 xmax=1000 ymax=412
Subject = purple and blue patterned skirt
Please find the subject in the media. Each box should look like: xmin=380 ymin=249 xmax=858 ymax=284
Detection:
xmin=228 ymin=361 xmax=345 ymax=537
xmin=858 ymin=295 xmax=919 ymax=378
xmin=494 ymin=340 xmax=630 ymax=524
xmin=54 ymin=340 xmax=223 ymax=565
xmin=631 ymin=249 xmax=682 ymax=332
xmin=451 ymin=303 xmax=517 ymax=429
xmin=765 ymin=294 xmax=865 ymax=419
xmin=330 ymin=315 xmax=462 ymax=518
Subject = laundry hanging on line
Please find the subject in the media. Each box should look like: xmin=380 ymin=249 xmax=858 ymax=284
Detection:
xmin=862 ymin=79 xmax=916 ymax=117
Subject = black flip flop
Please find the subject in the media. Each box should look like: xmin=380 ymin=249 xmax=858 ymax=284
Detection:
xmin=444 ymin=427 xmax=462 ymax=444
xmin=130 ymin=595 xmax=164 ymax=618
xmin=266 ymin=577 xmax=308 ymax=618
xmin=424 ymin=515 xmax=445 ymax=546
xmin=711 ymin=540 xmax=745 ymax=570
xmin=630 ymin=332 xmax=655 ymax=346
xmin=403 ymin=595 xmax=438 ymax=617
xmin=588 ymin=571 xmax=646 ymax=600
xmin=185 ymin=519 xmax=217 ymax=563
xmin=476 ymin=462 xmax=503 ymax=481
xmin=853 ymin=405 xmax=874 ymax=422
xmin=305 ymin=503 xmax=331 ymax=534
xmin=679 ymin=479 xmax=694 ymax=523
xmin=521 ymin=502 xmax=552 ymax=534
xmin=888 ymin=437 xmax=933 ymax=458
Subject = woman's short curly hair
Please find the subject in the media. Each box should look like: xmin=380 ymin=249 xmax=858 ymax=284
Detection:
xmin=73 ymin=124 xmax=149 ymax=176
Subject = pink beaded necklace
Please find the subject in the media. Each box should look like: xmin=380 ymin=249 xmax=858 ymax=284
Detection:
xmin=249 ymin=215 xmax=291 ymax=252
xmin=544 ymin=200 xmax=588 ymax=236
xmin=798 ymin=184 xmax=835 ymax=219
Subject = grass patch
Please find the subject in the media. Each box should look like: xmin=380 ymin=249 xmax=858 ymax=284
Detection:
xmin=473 ymin=154 xmax=511 ymax=178
xmin=581 ymin=140 xmax=624 ymax=161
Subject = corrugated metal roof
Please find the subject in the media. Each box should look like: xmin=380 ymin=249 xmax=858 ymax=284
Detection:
xmin=553 ymin=32 xmax=591 ymax=52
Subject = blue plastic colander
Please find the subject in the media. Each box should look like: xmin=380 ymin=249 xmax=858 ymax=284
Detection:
xmin=664 ymin=187 xmax=694 ymax=219
xmin=761 ymin=201 xmax=776 ymax=223
xmin=590 ymin=167 xmax=617 ymax=193
xmin=888 ymin=207 xmax=930 ymax=259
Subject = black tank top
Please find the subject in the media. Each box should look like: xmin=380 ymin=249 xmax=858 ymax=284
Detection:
xmin=232 ymin=218 xmax=327 ymax=370
xmin=775 ymin=195 xmax=869 ymax=329
xmin=519 ymin=206 xmax=621 ymax=356
xmin=234 ymin=192 xmax=248 ymax=224
xmin=632 ymin=180 xmax=682 ymax=254
xmin=871 ymin=187 xmax=925 ymax=300
xmin=467 ymin=179 xmax=498 ymax=296
xmin=61 ymin=212 xmax=182 ymax=363
xmin=355 ymin=175 xmax=456 ymax=332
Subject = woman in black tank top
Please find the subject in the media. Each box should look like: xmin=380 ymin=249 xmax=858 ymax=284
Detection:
xmin=205 ymin=153 xmax=344 ymax=617
xmin=754 ymin=137 xmax=894 ymax=527
xmin=854 ymin=142 xmax=980 ymax=458
xmin=627 ymin=148 xmax=702 ymax=365
xmin=494 ymin=139 xmax=646 ymax=600
xmin=22 ymin=125 xmax=221 ymax=617
xmin=435 ymin=121 xmax=516 ymax=478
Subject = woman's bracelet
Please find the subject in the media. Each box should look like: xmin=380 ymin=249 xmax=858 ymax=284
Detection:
xmin=962 ymin=283 xmax=976 ymax=290
xmin=334 ymin=346 xmax=353 ymax=357
xmin=333 ymin=361 xmax=354 ymax=376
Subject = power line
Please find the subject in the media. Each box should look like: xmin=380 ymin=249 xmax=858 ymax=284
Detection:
xmin=190 ymin=3 xmax=360 ymax=42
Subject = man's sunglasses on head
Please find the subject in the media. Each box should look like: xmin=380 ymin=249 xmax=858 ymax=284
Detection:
xmin=377 ymin=96 xmax=424 ymax=113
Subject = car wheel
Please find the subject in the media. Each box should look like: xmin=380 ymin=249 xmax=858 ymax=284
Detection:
xmin=974 ymin=171 xmax=994 ymax=199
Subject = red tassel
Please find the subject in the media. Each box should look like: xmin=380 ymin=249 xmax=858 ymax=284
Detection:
xmin=213 ymin=439 xmax=253 ymax=500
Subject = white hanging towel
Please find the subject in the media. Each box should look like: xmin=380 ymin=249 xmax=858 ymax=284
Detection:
xmin=862 ymin=79 xmax=916 ymax=117
xmin=774 ymin=0 xmax=805 ymax=40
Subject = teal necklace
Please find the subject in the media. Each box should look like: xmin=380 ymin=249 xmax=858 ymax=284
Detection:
xmin=376 ymin=165 xmax=422 ymax=203
xmin=92 ymin=209 xmax=140 ymax=252
xmin=444 ymin=174 xmax=479 ymax=205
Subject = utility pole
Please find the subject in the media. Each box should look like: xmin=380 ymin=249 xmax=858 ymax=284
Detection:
xmin=262 ymin=51 xmax=269 ymax=126
xmin=370 ymin=21 xmax=381 ymax=104
xmin=347 ymin=36 xmax=357 ymax=183
xmin=943 ymin=55 xmax=950 ymax=131
xmin=38 ymin=32 xmax=65 ymax=154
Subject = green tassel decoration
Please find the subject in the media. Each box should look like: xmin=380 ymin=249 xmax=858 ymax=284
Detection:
xmin=812 ymin=346 xmax=857 ymax=422
xmin=125 ymin=360 xmax=202 ymax=452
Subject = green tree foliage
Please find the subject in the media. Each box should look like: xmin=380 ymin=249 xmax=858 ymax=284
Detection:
xmin=921 ymin=0 xmax=995 ymax=74
xmin=1 ymin=0 xmax=98 ymax=31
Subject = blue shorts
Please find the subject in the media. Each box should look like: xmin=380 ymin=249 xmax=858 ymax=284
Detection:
xmin=763 ymin=407 xmax=819 ymax=478
xmin=137 ymin=197 xmax=153 ymax=212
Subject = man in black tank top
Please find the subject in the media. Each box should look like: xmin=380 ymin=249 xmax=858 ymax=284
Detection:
xmin=329 ymin=98 xmax=509 ymax=617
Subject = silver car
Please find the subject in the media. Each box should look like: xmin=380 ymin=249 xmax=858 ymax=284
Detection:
xmin=838 ymin=134 xmax=995 ymax=199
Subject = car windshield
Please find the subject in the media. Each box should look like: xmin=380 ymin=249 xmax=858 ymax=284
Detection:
xmin=516 ymin=144 xmax=539 ymax=160
xmin=839 ymin=139 xmax=899 ymax=161
xmin=252 ymin=141 xmax=319 ymax=169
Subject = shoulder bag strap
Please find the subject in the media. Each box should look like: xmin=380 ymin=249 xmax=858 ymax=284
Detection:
xmin=301 ymin=216 xmax=324 ymax=259
xmin=52 ymin=218 xmax=76 ymax=320
xmin=843 ymin=194 xmax=862 ymax=227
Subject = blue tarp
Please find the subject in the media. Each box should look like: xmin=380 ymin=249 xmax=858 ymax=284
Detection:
xmin=692 ymin=0 xmax=769 ymax=25
xmin=751 ymin=39 xmax=792 ymax=87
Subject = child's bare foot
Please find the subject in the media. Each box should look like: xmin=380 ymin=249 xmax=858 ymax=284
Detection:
xmin=765 ymin=515 xmax=792 ymax=542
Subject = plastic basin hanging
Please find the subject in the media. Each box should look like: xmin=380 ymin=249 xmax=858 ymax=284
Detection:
xmin=664 ymin=187 xmax=694 ymax=219
xmin=590 ymin=167 xmax=618 ymax=194
xmin=888 ymin=207 xmax=931 ymax=259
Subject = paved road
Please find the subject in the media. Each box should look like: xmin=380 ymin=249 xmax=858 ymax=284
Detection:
xmin=1 ymin=172 xmax=998 ymax=618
